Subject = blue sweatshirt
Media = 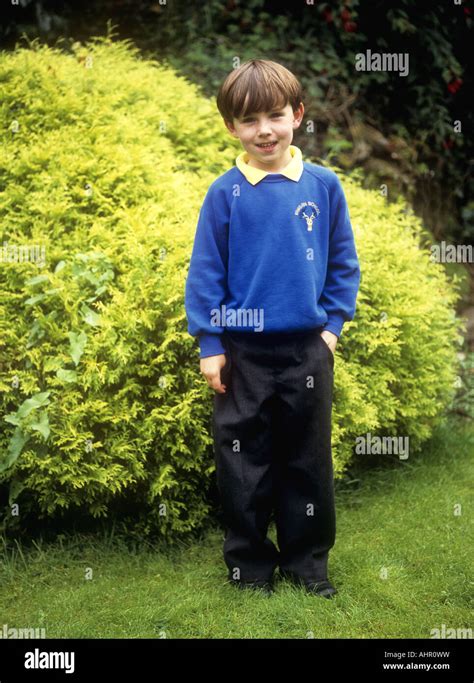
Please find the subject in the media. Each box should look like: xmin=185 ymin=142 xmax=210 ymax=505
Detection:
xmin=185 ymin=145 xmax=361 ymax=358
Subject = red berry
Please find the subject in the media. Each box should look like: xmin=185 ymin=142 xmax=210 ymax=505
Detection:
xmin=447 ymin=77 xmax=463 ymax=93
xmin=341 ymin=8 xmax=351 ymax=21
xmin=343 ymin=21 xmax=357 ymax=32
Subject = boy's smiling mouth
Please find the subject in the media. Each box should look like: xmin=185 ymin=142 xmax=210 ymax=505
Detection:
xmin=255 ymin=140 xmax=278 ymax=152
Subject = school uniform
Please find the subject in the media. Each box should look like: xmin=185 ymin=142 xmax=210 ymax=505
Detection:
xmin=185 ymin=145 xmax=360 ymax=584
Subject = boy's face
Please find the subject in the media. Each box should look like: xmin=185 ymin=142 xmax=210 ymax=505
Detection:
xmin=225 ymin=101 xmax=304 ymax=171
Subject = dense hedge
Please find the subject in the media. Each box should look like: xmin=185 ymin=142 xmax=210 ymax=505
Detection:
xmin=0 ymin=37 xmax=464 ymax=540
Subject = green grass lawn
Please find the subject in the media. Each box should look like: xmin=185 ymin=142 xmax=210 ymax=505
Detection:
xmin=1 ymin=416 xmax=472 ymax=639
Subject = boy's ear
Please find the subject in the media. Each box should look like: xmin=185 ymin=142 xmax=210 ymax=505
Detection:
xmin=293 ymin=102 xmax=305 ymax=129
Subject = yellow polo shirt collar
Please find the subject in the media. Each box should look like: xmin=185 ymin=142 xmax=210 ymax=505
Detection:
xmin=236 ymin=144 xmax=303 ymax=185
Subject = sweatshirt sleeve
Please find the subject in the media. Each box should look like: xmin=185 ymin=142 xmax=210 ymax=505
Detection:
xmin=319 ymin=175 xmax=361 ymax=338
xmin=185 ymin=183 xmax=229 ymax=358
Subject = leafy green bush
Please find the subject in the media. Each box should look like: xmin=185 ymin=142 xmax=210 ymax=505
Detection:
xmin=0 ymin=37 xmax=464 ymax=539
xmin=330 ymin=169 xmax=464 ymax=473
xmin=0 ymin=36 xmax=238 ymax=539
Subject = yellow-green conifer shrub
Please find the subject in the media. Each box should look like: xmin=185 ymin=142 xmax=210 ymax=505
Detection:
xmin=0 ymin=37 xmax=463 ymax=539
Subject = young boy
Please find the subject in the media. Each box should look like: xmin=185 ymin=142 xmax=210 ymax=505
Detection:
xmin=185 ymin=59 xmax=361 ymax=598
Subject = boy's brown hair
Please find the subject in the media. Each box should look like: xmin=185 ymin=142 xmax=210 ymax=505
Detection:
xmin=216 ymin=59 xmax=303 ymax=125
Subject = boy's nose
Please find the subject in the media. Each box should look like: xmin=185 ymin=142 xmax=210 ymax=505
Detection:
xmin=256 ymin=121 xmax=272 ymax=135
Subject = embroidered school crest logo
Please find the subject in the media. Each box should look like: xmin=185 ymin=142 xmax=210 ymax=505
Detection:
xmin=294 ymin=201 xmax=320 ymax=231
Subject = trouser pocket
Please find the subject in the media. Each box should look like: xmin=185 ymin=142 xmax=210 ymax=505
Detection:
xmin=221 ymin=335 xmax=233 ymax=387
xmin=318 ymin=332 xmax=335 ymax=366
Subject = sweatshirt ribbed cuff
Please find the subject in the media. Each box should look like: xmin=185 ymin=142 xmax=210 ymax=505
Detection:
xmin=198 ymin=333 xmax=226 ymax=358
xmin=323 ymin=315 xmax=347 ymax=339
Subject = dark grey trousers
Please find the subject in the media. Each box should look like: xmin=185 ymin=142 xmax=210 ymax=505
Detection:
xmin=211 ymin=327 xmax=336 ymax=584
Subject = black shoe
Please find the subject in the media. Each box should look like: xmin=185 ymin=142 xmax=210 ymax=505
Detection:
xmin=230 ymin=579 xmax=274 ymax=596
xmin=279 ymin=569 xmax=337 ymax=598
xmin=304 ymin=579 xmax=337 ymax=599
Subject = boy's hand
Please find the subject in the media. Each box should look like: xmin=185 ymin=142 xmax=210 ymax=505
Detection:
xmin=320 ymin=330 xmax=338 ymax=355
xmin=200 ymin=353 xmax=228 ymax=394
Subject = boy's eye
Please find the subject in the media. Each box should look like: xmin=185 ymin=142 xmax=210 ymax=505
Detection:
xmin=242 ymin=113 xmax=283 ymax=123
